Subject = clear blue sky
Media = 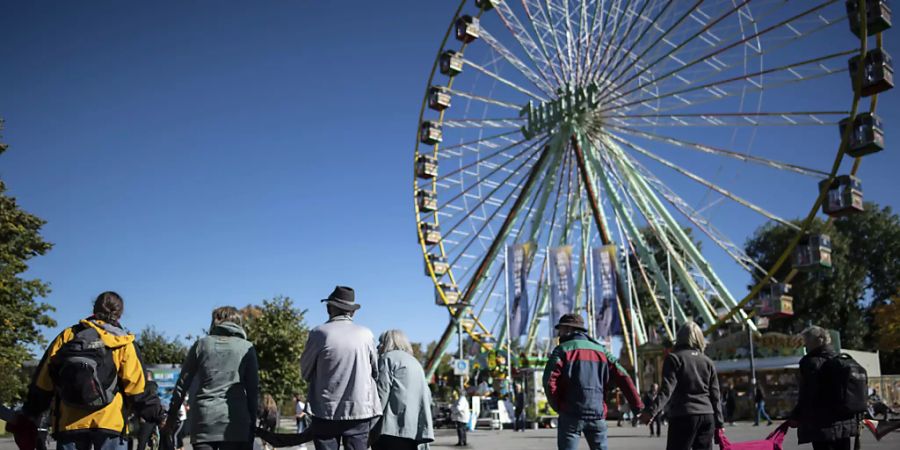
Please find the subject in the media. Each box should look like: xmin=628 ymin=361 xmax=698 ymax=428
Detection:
xmin=1 ymin=1 xmax=897 ymax=350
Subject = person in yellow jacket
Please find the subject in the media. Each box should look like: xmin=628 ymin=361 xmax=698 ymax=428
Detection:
xmin=18 ymin=291 xmax=165 ymax=450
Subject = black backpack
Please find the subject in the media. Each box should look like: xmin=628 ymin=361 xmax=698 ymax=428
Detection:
xmin=822 ymin=352 xmax=868 ymax=416
xmin=48 ymin=324 xmax=119 ymax=410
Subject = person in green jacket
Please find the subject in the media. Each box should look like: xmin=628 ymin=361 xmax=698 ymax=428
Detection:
xmin=165 ymin=307 xmax=259 ymax=450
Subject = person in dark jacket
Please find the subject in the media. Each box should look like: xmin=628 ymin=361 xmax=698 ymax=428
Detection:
xmin=642 ymin=383 xmax=661 ymax=437
xmin=641 ymin=321 xmax=724 ymax=450
xmin=164 ymin=306 xmax=259 ymax=450
xmin=542 ymin=314 xmax=643 ymax=450
xmin=789 ymin=326 xmax=858 ymax=450
xmin=722 ymin=383 xmax=736 ymax=426
xmin=136 ymin=371 xmax=161 ymax=450
xmin=754 ymin=384 xmax=773 ymax=426
xmin=513 ymin=383 xmax=526 ymax=432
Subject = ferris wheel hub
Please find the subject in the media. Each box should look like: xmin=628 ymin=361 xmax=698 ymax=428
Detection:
xmin=520 ymin=83 xmax=606 ymax=139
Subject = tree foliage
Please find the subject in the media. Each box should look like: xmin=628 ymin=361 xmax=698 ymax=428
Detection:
xmin=242 ymin=297 xmax=309 ymax=404
xmin=136 ymin=326 xmax=188 ymax=365
xmin=0 ymin=121 xmax=56 ymax=403
xmin=744 ymin=202 xmax=900 ymax=369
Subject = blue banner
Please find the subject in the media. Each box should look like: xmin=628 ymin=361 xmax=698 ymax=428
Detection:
xmin=549 ymin=246 xmax=575 ymax=329
xmin=593 ymin=245 xmax=621 ymax=339
xmin=506 ymin=243 xmax=534 ymax=339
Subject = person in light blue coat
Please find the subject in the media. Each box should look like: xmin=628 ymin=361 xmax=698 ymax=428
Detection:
xmin=373 ymin=330 xmax=435 ymax=450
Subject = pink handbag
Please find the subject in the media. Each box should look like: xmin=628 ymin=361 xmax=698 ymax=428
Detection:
xmin=716 ymin=422 xmax=790 ymax=450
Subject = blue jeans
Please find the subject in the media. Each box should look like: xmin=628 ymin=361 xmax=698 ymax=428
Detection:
xmin=57 ymin=432 xmax=127 ymax=450
xmin=756 ymin=400 xmax=772 ymax=424
xmin=557 ymin=414 xmax=608 ymax=450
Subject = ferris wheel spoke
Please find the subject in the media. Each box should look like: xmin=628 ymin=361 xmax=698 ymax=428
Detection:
xmin=547 ymin=0 xmax=578 ymax=83
xmin=540 ymin=0 xmax=577 ymax=81
xmin=602 ymin=0 xmax=839 ymax=106
xmin=492 ymin=0 xmax=563 ymax=88
xmin=598 ymin=0 xmax=751 ymax=101
xmin=521 ymin=0 xmax=570 ymax=83
xmin=437 ymin=129 xmax=522 ymax=153
xmin=591 ymin=0 xmax=644 ymax=87
xmin=599 ymin=49 xmax=854 ymax=116
xmin=581 ymin=0 xmax=617 ymax=84
xmin=585 ymin=0 xmax=651 ymax=86
xmin=604 ymin=110 xmax=846 ymax=127
xmin=596 ymin=0 xmax=702 ymax=98
xmin=479 ymin=28 xmax=557 ymax=95
xmin=438 ymin=135 xmax=539 ymax=181
xmin=437 ymin=140 xmax=544 ymax=214
xmin=600 ymin=14 xmax=848 ymax=112
xmin=463 ymin=59 xmax=548 ymax=102
xmin=606 ymin=125 xmax=828 ymax=178
xmin=441 ymin=117 xmax=525 ymax=128
xmin=444 ymin=87 xmax=523 ymax=110
xmin=607 ymin=133 xmax=800 ymax=230
xmin=594 ymin=0 xmax=674 ymax=89
xmin=629 ymin=158 xmax=770 ymax=277
xmin=438 ymin=146 xmax=544 ymax=247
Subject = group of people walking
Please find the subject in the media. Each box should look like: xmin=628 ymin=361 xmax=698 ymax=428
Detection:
xmin=5 ymin=289 xmax=874 ymax=450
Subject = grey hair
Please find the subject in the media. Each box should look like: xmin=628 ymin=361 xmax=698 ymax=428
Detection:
xmin=801 ymin=325 xmax=831 ymax=350
xmin=378 ymin=329 xmax=414 ymax=355
xmin=676 ymin=320 xmax=707 ymax=352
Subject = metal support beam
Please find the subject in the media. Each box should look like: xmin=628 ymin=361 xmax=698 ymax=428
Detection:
xmin=425 ymin=143 xmax=556 ymax=380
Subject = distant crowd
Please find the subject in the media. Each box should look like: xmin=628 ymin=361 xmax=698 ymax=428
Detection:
xmin=4 ymin=288 xmax=880 ymax=450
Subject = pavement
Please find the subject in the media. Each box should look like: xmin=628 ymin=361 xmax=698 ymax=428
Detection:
xmin=2 ymin=421 xmax=896 ymax=450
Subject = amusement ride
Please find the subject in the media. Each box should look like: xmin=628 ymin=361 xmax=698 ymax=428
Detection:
xmin=412 ymin=0 xmax=893 ymax=380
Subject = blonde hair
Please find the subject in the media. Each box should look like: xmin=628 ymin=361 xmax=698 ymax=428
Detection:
xmin=378 ymin=329 xmax=414 ymax=355
xmin=263 ymin=393 xmax=277 ymax=413
xmin=676 ymin=320 xmax=707 ymax=352
xmin=211 ymin=306 xmax=242 ymax=328
xmin=801 ymin=325 xmax=832 ymax=351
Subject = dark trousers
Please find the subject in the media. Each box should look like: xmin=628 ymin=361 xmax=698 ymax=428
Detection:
xmin=514 ymin=409 xmax=526 ymax=431
xmin=649 ymin=418 xmax=661 ymax=437
xmin=811 ymin=439 xmax=852 ymax=450
xmin=192 ymin=442 xmax=252 ymax=450
xmin=666 ymin=414 xmax=714 ymax=450
xmin=310 ymin=417 xmax=372 ymax=450
xmin=455 ymin=421 xmax=467 ymax=445
xmin=136 ymin=422 xmax=156 ymax=450
xmin=372 ymin=435 xmax=418 ymax=450
xmin=57 ymin=433 xmax=128 ymax=450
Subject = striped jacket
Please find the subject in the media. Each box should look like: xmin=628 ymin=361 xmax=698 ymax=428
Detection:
xmin=542 ymin=332 xmax=643 ymax=418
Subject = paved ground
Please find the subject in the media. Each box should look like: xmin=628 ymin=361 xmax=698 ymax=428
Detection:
xmin=426 ymin=422 xmax=898 ymax=449
xmin=2 ymin=422 xmax=896 ymax=450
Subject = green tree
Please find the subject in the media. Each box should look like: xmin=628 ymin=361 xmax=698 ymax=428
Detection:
xmin=0 ymin=121 xmax=56 ymax=403
xmin=743 ymin=202 xmax=900 ymax=362
xmin=242 ymin=297 xmax=309 ymax=403
xmin=135 ymin=326 xmax=188 ymax=365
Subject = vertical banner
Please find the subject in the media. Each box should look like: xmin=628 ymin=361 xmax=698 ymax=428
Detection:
xmin=593 ymin=245 xmax=622 ymax=339
xmin=549 ymin=246 xmax=575 ymax=329
xmin=506 ymin=243 xmax=534 ymax=339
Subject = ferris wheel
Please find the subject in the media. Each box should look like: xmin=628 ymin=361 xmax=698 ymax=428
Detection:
xmin=413 ymin=0 xmax=892 ymax=378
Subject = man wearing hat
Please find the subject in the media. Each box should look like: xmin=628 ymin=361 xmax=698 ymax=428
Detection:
xmin=300 ymin=286 xmax=382 ymax=450
xmin=542 ymin=313 xmax=643 ymax=450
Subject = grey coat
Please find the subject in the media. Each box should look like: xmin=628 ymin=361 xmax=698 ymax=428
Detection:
xmin=650 ymin=346 xmax=724 ymax=428
xmin=167 ymin=322 xmax=259 ymax=444
xmin=299 ymin=315 xmax=381 ymax=420
xmin=375 ymin=350 xmax=434 ymax=444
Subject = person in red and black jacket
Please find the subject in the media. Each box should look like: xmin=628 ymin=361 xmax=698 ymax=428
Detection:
xmin=542 ymin=314 xmax=643 ymax=450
